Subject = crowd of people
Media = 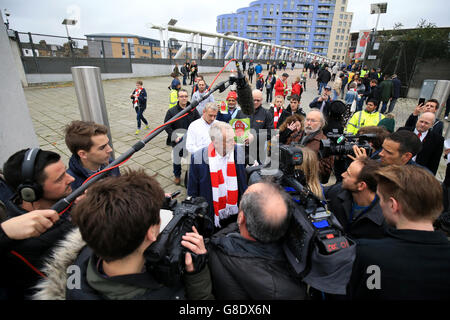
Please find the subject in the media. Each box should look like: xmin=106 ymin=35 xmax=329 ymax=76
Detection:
xmin=1 ymin=58 xmax=450 ymax=301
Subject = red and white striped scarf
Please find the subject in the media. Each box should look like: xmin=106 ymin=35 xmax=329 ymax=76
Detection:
xmin=273 ymin=107 xmax=281 ymax=129
xmin=208 ymin=143 xmax=239 ymax=227
xmin=133 ymin=88 xmax=142 ymax=107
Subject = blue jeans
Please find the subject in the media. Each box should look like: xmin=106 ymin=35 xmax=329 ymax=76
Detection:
xmin=332 ymin=90 xmax=339 ymax=101
xmin=357 ymin=96 xmax=366 ymax=111
xmin=135 ymin=107 xmax=148 ymax=129
xmin=318 ymin=82 xmax=327 ymax=94
xmin=388 ymin=98 xmax=397 ymax=113
xmin=380 ymin=101 xmax=389 ymax=114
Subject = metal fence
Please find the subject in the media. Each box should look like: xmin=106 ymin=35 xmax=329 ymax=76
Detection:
xmin=14 ymin=31 xmax=239 ymax=61
xmin=13 ymin=31 xmax=308 ymax=63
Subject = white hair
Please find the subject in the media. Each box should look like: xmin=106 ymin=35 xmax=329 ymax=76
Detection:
xmin=203 ymin=102 xmax=218 ymax=112
xmin=209 ymin=121 xmax=234 ymax=141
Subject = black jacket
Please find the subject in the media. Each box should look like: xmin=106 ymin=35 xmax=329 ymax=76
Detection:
xmin=0 ymin=203 xmax=74 ymax=299
xmin=401 ymin=126 xmax=444 ymax=175
xmin=164 ymin=102 xmax=200 ymax=146
xmin=324 ymin=183 xmax=387 ymax=240
xmin=404 ymin=114 xmax=444 ymax=137
xmin=67 ymin=155 xmax=120 ymax=191
xmin=240 ymin=105 xmax=273 ymax=142
xmin=364 ymin=85 xmax=381 ymax=102
xmin=130 ymin=88 xmax=147 ymax=109
xmin=318 ymin=69 xmax=331 ymax=83
xmin=207 ymin=224 xmax=307 ymax=300
xmin=347 ymin=228 xmax=450 ymax=300
xmin=276 ymin=104 xmax=306 ymax=129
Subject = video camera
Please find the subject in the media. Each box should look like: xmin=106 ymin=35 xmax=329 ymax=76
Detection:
xmin=320 ymin=132 xmax=376 ymax=158
xmin=144 ymin=196 xmax=211 ymax=287
xmin=253 ymin=144 xmax=356 ymax=295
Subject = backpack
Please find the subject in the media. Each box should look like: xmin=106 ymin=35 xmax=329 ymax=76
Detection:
xmin=248 ymin=66 xmax=255 ymax=74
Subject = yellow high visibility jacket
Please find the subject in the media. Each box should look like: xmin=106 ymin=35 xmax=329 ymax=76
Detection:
xmin=169 ymin=89 xmax=178 ymax=108
xmin=345 ymin=110 xmax=385 ymax=135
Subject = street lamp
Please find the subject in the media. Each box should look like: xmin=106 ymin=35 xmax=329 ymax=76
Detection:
xmin=62 ymin=18 xmax=77 ymax=38
xmin=363 ymin=3 xmax=387 ymax=65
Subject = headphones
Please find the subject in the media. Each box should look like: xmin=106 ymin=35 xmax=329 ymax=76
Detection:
xmin=17 ymin=148 xmax=44 ymax=203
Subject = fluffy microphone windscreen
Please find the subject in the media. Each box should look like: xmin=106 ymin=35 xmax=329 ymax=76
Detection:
xmin=237 ymin=85 xmax=255 ymax=115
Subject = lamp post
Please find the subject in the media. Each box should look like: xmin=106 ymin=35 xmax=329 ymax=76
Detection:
xmin=62 ymin=19 xmax=77 ymax=56
xmin=363 ymin=3 xmax=387 ymax=66
xmin=62 ymin=18 xmax=77 ymax=38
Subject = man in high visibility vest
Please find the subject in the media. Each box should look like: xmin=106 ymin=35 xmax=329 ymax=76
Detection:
xmin=169 ymin=75 xmax=181 ymax=109
xmin=345 ymin=99 xmax=385 ymax=135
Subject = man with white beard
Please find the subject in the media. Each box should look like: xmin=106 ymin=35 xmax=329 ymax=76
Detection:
xmin=298 ymin=110 xmax=334 ymax=184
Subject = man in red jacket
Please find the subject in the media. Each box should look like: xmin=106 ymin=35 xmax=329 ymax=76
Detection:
xmin=274 ymin=73 xmax=289 ymax=99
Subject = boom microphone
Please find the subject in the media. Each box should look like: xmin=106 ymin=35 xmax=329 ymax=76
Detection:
xmin=234 ymin=61 xmax=255 ymax=115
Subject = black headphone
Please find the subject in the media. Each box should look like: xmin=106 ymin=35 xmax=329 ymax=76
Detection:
xmin=17 ymin=148 xmax=44 ymax=203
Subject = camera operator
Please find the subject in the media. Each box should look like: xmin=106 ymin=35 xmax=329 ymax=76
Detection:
xmin=207 ymin=181 xmax=307 ymax=300
xmin=33 ymin=169 xmax=213 ymax=300
xmin=356 ymin=126 xmax=390 ymax=160
xmin=350 ymin=130 xmax=429 ymax=175
xmin=1 ymin=149 xmax=76 ymax=299
xmin=325 ymin=158 xmax=387 ymax=239
xmin=347 ymin=165 xmax=450 ymax=299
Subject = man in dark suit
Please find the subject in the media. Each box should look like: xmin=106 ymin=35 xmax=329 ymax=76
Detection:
xmin=404 ymin=112 xmax=444 ymax=175
xmin=404 ymin=98 xmax=443 ymax=136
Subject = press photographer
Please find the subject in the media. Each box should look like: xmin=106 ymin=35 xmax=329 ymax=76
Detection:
xmin=324 ymin=158 xmax=387 ymax=239
xmin=32 ymin=170 xmax=213 ymax=300
xmin=248 ymin=144 xmax=356 ymax=296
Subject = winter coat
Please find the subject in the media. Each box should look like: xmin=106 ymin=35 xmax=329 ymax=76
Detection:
xmin=164 ymin=102 xmax=201 ymax=146
xmin=32 ymin=228 xmax=214 ymax=300
xmin=0 ymin=203 xmax=74 ymax=299
xmin=67 ymin=155 xmax=120 ymax=191
xmin=207 ymin=223 xmax=307 ymax=300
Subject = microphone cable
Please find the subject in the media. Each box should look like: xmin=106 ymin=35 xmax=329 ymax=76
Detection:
xmin=11 ymin=60 xmax=237 ymax=279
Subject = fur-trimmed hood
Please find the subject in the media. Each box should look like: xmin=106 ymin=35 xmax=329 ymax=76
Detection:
xmin=32 ymin=228 xmax=86 ymax=300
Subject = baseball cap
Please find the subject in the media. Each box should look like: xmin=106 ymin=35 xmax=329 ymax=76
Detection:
xmin=324 ymin=85 xmax=332 ymax=90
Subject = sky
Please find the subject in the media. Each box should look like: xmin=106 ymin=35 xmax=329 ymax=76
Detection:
xmin=1 ymin=0 xmax=448 ymax=45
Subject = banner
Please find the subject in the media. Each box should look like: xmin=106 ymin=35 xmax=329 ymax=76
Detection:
xmin=243 ymin=41 xmax=249 ymax=57
xmin=219 ymin=101 xmax=228 ymax=114
xmin=354 ymin=30 xmax=371 ymax=60
xmin=230 ymin=118 xmax=250 ymax=145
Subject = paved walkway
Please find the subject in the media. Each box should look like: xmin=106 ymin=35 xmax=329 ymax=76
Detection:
xmin=24 ymin=66 xmax=448 ymax=200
